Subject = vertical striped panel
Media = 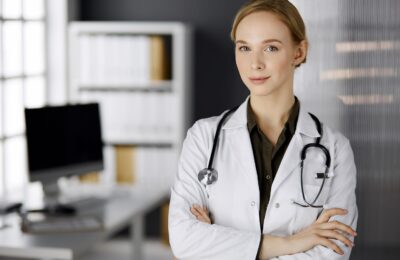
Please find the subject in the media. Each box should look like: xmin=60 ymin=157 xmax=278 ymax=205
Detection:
xmin=292 ymin=0 xmax=400 ymax=258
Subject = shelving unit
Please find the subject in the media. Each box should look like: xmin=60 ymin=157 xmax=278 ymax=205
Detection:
xmin=68 ymin=22 xmax=193 ymax=187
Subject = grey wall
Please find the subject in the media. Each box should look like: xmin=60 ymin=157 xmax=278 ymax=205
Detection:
xmin=79 ymin=0 xmax=249 ymax=123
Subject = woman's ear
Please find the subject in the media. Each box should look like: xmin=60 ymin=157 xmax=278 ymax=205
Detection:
xmin=293 ymin=40 xmax=308 ymax=66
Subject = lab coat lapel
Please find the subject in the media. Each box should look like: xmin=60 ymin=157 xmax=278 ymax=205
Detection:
xmin=270 ymin=103 xmax=321 ymax=198
xmin=270 ymin=134 xmax=302 ymax=197
xmin=222 ymin=97 xmax=260 ymax=203
xmin=225 ymin=128 xmax=259 ymax=199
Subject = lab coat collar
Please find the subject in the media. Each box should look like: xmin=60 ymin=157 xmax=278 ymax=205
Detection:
xmin=296 ymin=102 xmax=321 ymax=138
xmin=221 ymin=96 xmax=249 ymax=130
xmin=222 ymin=96 xmax=321 ymax=139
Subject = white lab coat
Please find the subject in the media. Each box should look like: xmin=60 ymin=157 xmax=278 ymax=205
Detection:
xmin=169 ymin=97 xmax=358 ymax=260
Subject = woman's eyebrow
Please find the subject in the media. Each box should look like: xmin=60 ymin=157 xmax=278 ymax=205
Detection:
xmin=262 ymin=39 xmax=283 ymax=44
xmin=235 ymin=39 xmax=283 ymax=44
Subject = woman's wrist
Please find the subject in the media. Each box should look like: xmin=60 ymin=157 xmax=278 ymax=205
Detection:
xmin=259 ymin=234 xmax=291 ymax=259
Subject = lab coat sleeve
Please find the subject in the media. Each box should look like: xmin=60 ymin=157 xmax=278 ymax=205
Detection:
xmin=272 ymin=137 xmax=358 ymax=260
xmin=169 ymin=121 xmax=261 ymax=260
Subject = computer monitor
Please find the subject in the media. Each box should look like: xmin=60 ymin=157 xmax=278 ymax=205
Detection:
xmin=24 ymin=103 xmax=104 ymax=202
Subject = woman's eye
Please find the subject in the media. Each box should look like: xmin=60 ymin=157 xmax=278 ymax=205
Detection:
xmin=238 ymin=46 xmax=250 ymax=52
xmin=265 ymin=46 xmax=278 ymax=52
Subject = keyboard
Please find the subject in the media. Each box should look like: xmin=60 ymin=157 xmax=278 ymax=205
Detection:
xmin=62 ymin=197 xmax=108 ymax=212
xmin=21 ymin=216 xmax=103 ymax=233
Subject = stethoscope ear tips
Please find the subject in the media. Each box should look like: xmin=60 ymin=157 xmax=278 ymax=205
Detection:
xmin=198 ymin=168 xmax=218 ymax=185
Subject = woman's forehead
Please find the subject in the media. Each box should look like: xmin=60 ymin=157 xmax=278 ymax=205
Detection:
xmin=235 ymin=11 xmax=292 ymax=44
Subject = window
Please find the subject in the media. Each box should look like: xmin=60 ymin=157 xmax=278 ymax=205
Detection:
xmin=0 ymin=0 xmax=46 ymax=196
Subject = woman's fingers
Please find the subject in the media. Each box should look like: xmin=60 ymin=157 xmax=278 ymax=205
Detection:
xmin=190 ymin=205 xmax=199 ymax=216
xmin=316 ymin=208 xmax=348 ymax=224
xmin=317 ymin=229 xmax=353 ymax=248
xmin=319 ymin=221 xmax=357 ymax=237
xmin=318 ymin=236 xmax=344 ymax=255
xmin=195 ymin=205 xmax=209 ymax=220
xmin=190 ymin=206 xmax=206 ymax=221
xmin=190 ymin=204 xmax=211 ymax=224
xmin=190 ymin=205 xmax=203 ymax=217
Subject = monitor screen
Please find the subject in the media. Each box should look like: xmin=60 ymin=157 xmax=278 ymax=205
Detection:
xmin=25 ymin=103 xmax=104 ymax=183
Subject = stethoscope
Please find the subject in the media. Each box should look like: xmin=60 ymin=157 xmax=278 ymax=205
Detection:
xmin=198 ymin=106 xmax=331 ymax=208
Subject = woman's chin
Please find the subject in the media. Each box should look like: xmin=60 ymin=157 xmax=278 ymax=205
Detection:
xmin=248 ymin=86 xmax=275 ymax=97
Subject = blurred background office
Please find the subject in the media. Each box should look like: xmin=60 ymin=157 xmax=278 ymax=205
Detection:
xmin=0 ymin=0 xmax=399 ymax=259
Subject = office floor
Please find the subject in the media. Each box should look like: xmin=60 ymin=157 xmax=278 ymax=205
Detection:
xmin=78 ymin=238 xmax=174 ymax=260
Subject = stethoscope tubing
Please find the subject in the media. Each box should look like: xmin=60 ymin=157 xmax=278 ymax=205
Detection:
xmin=198 ymin=106 xmax=331 ymax=208
xmin=207 ymin=106 xmax=239 ymax=169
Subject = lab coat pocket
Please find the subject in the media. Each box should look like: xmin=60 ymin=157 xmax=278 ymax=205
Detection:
xmin=290 ymin=185 xmax=323 ymax=234
xmin=300 ymin=158 xmax=333 ymax=203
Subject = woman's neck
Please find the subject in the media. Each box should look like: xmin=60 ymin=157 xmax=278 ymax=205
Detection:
xmin=249 ymin=90 xmax=295 ymax=131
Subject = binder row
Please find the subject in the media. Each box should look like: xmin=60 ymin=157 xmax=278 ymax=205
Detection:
xmin=80 ymin=92 xmax=178 ymax=143
xmin=78 ymin=34 xmax=169 ymax=87
xmin=114 ymin=146 xmax=178 ymax=186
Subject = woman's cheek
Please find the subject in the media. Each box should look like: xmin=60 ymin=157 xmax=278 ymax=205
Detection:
xmin=235 ymin=54 xmax=246 ymax=73
xmin=236 ymin=57 xmax=249 ymax=83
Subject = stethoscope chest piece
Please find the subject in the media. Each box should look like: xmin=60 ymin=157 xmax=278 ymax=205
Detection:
xmin=197 ymin=106 xmax=239 ymax=188
xmin=198 ymin=168 xmax=218 ymax=186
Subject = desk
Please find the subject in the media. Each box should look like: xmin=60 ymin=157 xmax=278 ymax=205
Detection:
xmin=0 ymin=184 xmax=170 ymax=260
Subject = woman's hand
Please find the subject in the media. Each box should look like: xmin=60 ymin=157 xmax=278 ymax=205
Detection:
xmin=190 ymin=204 xmax=211 ymax=224
xmin=191 ymin=206 xmax=356 ymax=258
xmin=259 ymin=208 xmax=357 ymax=259
xmin=285 ymin=208 xmax=357 ymax=255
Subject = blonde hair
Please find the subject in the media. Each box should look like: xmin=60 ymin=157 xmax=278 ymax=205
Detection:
xmin=231 ymin=0 xmax=308 ymax=66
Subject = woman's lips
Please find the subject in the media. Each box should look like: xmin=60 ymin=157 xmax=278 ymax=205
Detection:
xmin=249 ymin=76 xmax=270 ymax=84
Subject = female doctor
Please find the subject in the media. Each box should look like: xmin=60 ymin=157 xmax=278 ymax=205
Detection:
xmin=169 ymin=0 xmax=358 ymax=259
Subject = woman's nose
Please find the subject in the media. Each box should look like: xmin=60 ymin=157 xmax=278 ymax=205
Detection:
xmin=250 ymin=54 xmax=265 ymax=70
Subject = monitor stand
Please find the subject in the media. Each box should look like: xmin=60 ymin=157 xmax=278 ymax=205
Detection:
xmin=40 ymin=180 xmax=106 ymax=215
xmin=39 ymin=181 xmax=77 ymax=216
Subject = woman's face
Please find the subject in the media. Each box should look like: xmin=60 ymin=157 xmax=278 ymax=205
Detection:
xmin=235 ymin=11 xmax=306 ymax=97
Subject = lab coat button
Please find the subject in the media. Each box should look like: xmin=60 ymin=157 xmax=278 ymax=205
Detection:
xmin=251 ymin=201 xmax=255 ymax=206
xmin=275 ymin=203 xmax=280 ymax=208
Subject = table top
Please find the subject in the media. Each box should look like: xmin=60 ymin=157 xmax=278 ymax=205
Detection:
xmin=0 ymin=183 xmax=170 ymax=260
